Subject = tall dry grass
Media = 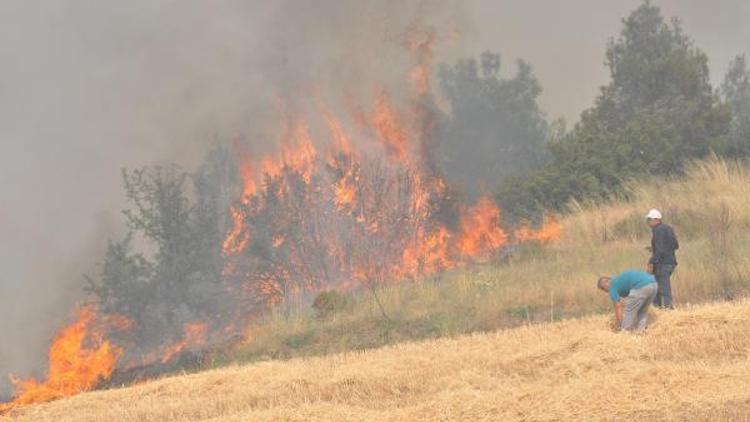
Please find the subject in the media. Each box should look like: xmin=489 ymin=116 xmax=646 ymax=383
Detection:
xmin=562 ymin=154 xmax=750 ymax=301
xmin=6 ymin=299 xmax=750 ymax=421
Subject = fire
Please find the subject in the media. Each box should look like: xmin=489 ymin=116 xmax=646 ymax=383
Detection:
xmin=457 ymin=196 xmax=508 ymax=258
xmin=262 ymin=120 xmax=318 ymax=184
xmin=323 ymin=110 xmax=354 ymax=157
xmin=3 ymin=306 xmax=122 ymax=409
xmin=283 ymin=122 xmax=317 ymax=183
xmin=325 ymin=111 xmax=360 ymax=211
xmin=400 ymin=226 xmax=452 ymax=279
xmin=160 ymin=323 xmax=209 ymax=364
xmin=372 ymin=91 xmax=410 ymax=162
xmin=514 ymin=215 xmax=562 ymax=244
xmin=239 ymin=159 xmax=257 ymax=203
xmin=223 ymin=206 xmax=250 ymax=255
xmin=1 ymin=24 xmax=567 ymax=414
xmin=333 ymin=167 xmax=359 ymax=211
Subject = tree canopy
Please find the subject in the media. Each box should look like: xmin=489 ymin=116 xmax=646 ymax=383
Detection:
xmin=438 ymin=51 xmax=549 ymax=199
xmin=497 ymin=2 xmax=731 ymax=219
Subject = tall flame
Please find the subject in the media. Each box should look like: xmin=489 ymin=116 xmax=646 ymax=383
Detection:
xmin=325 ymin=112 xmax=360 ymax=211
xmin=457 ymin=196 xmax=508 ymax=258
xmin=239 ymin=159 xmax=257 ymax=203
xmin=2 ymin=306 xmax=122 ymax=409
xmin=372 ymin=91 xmax=410 ymax=163
xmin=223 ymin=206 xmax=250 ymax=255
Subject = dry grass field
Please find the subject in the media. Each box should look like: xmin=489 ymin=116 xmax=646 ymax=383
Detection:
xmin=5 ymin=298 xmax=750 ymax=421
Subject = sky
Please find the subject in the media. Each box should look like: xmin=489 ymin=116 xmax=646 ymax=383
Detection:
xmin=0 ymin=0 xmax=748 ymax=396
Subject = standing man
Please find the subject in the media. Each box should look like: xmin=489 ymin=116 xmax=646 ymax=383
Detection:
xmin=645 ymin=209 xmax=679 ymax=309
xmin=597 ymin=270 xmax=658 ymax=331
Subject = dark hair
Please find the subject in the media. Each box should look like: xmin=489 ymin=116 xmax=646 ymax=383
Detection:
xmin=597 ymin=276 xmax=610 ymax=290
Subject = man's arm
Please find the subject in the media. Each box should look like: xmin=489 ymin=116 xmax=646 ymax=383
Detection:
xmin=648 ymin=236 xmax=658 ymax=266
xmin=614 ymin=300 xmax=624 ymax=328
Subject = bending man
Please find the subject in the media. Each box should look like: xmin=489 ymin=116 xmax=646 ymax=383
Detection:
xmin=597 ymin=270 xmax=658 ymax=332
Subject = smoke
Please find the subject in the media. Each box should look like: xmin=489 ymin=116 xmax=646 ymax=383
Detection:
xmin=0 ymin=0 xmax=470 ymax=397
xmin=1 ymin=0 xmax=748 ymax=398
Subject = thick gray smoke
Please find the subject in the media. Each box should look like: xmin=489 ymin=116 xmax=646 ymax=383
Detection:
xmin=0 ymin=0 xmax=747 ymax=399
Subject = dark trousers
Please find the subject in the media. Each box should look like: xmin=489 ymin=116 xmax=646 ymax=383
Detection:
xmin=654 ymin=264 xmax=675 ymax=308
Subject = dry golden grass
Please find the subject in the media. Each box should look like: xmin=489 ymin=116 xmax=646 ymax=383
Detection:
xmin=563 ymin=155 xmax=750 ymax=249
xmin=6 ymin=299 xmax=750 ymax=422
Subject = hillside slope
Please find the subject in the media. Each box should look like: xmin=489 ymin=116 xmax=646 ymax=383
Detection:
xmin=5 ymin=299 xmax=750 ymax=421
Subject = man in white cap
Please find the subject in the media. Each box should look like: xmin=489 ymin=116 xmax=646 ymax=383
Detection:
xmin=645 ymin=208 xmax=679 ymax=308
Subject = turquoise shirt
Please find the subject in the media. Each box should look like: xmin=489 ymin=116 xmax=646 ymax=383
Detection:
xmin=608 ymin=270 xmax=656 ymax=302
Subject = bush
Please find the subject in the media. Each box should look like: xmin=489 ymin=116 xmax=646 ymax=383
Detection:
xmin=312 ymin=290 xmax=352 ymax=320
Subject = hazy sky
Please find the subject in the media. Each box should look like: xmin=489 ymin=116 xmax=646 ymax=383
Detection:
xmin=463 ymin=0 xmax=750 ymax=124
xmin=0 ymin=0 xmax=748 ymax=396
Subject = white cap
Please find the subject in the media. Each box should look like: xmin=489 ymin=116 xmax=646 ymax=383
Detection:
xmin=645 ymin=209 xmax=662 ymax=220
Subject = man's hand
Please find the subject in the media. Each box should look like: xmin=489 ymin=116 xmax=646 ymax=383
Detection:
xmin=647 ymin=263 xmax=654 ymax=274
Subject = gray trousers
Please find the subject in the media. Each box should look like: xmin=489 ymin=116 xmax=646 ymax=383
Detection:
xmin=621 ymin=283 xmax=658 ymax=331
xmin=654 ymin=264 xmax=675 ymax=308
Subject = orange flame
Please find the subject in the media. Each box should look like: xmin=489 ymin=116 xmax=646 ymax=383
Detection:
xmin=323 ymin=110 xmax=353 ymax=158
xmin=457 ymin=196 xmax=508 ymax=258
xmin=514 ymin=215 xmax=562 ymax=244
xmin=160 ymin=323 xmax=208 ymax=364
xmin=400 ymin=226 xmax=452 ymax=278
xmin=260 ymin=121 xmax=318 ymax=185
xmin=3 ymin=306 xmax=122 ymax=408
xmin=285 ymin=122 xmax=317 ymax=182
xmin=333 ymin=170 xmax=358 ymax=211
xmin=372 ymin=91 xmax=410 ymax=162
xmin=223 ymin=206 xmax=250 ymax=255
xmin=323 ymin=111 xmax=361 ymax=210
xmin=239 ymin=159 xmax=257 ymax=203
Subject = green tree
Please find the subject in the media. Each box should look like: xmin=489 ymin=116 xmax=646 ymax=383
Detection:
xmin=498 ymin=2 xmax=730 ymax=219
xmin=438 ymin=51 xmax=548 ymax=198
xmin=88 ymin=147 xmax=235 ymax=350
xmin=721 ymin=55 xmax=750 ymax=154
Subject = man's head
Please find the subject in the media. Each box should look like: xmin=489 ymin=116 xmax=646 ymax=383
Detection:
xmin=597 ymin=276 xmax=611 ymax=292
xmin=645 ymin=208 xmax=662 ymax=228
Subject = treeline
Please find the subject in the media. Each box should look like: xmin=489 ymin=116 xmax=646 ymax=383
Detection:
xmin=436 ymin=2 xmax=750 ymax=221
